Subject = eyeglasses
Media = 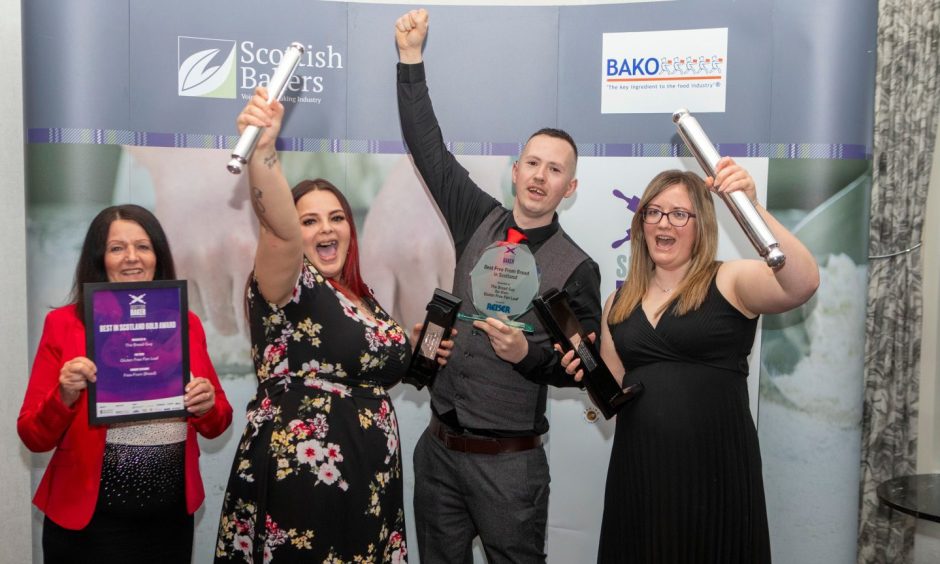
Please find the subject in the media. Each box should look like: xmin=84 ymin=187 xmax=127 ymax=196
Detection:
xmin=640 ymin=208 xmax=696 ymax=227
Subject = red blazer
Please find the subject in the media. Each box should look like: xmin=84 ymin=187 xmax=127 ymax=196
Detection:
xmin=17 ymin=304 xmax=233 ymax=530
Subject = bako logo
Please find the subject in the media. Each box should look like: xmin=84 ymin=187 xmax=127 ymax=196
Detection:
xmin=606 ymin=57 xmax=662 ymax=78
xmin=178 ymin=36 xmax=237 ymax=99
xmin=601 ymin=28 xmax=728 ymax=114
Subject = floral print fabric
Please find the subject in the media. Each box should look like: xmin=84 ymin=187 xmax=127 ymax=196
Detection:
xmin=216 ymin=259 xmax=410 ymax=563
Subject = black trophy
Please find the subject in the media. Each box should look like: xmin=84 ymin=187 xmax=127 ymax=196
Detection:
xmin=533 ymin=288 xmax=643 ymax=419
xmin=404 ymin=288 xmax=462 ymax=389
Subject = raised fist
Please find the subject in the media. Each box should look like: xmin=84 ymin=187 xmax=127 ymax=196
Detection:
xmin=395 ymin=9 xmax=429 ymax=63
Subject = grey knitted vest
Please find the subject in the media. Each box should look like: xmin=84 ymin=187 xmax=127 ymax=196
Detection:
xmin=431 ymin=206 xmax=590 ymax=432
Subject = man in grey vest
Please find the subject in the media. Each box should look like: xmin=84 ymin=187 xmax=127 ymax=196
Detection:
xmin=396 ymin=9 xmax=602 ymax=563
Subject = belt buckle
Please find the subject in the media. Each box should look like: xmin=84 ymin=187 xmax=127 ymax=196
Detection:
xmin=437 ymin=422 xmax=478 ymax=452
xmin=444 ymin=429 xmax=470 ymax=451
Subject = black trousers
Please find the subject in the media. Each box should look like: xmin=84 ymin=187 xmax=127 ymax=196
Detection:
xmin=412 ymin=427 xmax=551 ymax=564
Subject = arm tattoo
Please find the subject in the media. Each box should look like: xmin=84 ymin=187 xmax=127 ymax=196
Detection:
xmin=263 ymin=151 xmax=278 ymax=170
xmin=251 ymin=186 xmax=266 ymax=215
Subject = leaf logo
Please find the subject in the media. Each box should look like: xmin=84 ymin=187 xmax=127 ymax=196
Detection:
xmin=177 ymin=38 xmax=237 ymax=98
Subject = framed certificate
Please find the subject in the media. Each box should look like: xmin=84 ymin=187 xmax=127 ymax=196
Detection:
xmin=83 ymin=280 xmax=189 ymax=425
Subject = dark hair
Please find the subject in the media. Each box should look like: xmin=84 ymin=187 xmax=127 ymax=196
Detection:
xmin=291 ymin=179 xmax=371 ymax=300
xmin=527 ymin=127 xmax=578 ymax=161
xmin=69 ymin=204 xmax=176 ymax=313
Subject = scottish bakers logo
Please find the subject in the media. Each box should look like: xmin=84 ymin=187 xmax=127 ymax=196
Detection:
xmin=178 ymin=36 xmax=343 ymax=104
xmin=601 ymin=28 xmax=728 ymax=114
xmin=128 ymin=293 xmax=147 ymax=318
xmin=178 ymin=36 xmax=237 ymax=98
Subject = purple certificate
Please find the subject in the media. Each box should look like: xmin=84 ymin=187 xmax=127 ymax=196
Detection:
xmin=83 ymin=280 xmax=189 ymax=424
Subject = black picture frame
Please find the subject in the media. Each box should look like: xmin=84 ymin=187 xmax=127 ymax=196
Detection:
xmin=83 ymin=280 xmax=190 ymax=425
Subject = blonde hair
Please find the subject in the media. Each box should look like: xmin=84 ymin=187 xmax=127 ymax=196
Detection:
xmin=608 ymin=170 xmax=721 ymax=325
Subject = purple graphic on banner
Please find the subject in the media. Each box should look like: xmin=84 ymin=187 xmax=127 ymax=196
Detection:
xmin=611 ymin=189 xmax=641 ymax=249
xmin=92 ymin=286 xmax=184 ymax=404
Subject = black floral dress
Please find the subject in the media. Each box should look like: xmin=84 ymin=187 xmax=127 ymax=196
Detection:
xmin=216 ymin=259 xmax=411 ymax=563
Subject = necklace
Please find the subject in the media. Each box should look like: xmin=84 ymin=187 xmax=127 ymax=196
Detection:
xmin=652 ymin=278 xmax=673 ymax=293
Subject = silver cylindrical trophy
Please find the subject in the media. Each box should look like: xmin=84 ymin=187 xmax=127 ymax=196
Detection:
xmin=227 ymin=42 xmax=306 ymax=174
xmin=672 ymin=108 xmax=785 ymax=269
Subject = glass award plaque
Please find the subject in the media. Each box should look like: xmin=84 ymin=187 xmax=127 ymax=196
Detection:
xmin=458 ymin=241 xmax=540 ymax=333
xmin=404 ymin=288 xmax=461 ymax=389
xmin=533 ymin=287 xmax=643 ymax=419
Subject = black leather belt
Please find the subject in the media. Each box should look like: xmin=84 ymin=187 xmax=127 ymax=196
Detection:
xmin=429 ymin=415 xmax=541 ymax=454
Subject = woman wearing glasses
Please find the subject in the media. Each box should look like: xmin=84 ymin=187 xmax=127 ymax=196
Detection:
xmin=563 ymin=158 xmax=819 ymax=563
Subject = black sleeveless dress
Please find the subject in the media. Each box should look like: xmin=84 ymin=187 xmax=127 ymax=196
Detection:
xmin=598 ymin=277 xmax=771 ymax=563
xmin=215 ymin=259 xmax=411 ymax=563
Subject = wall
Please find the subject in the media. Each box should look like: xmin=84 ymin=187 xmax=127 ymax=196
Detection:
xmin=914 ymin=116 xmax=940 ymax=563
xmin=0 ymin=0 xmax=37 ymax=560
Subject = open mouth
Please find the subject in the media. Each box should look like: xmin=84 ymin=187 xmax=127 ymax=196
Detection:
xmin=316 ymin=241 xmax=339 ymax=260
xmin=527 ymin=186 xmax=547 ymax=199
xmin=120 ymin=268 xmax=145 ymax=277
xmin=655 ymin=235 xmax=676 ymax=249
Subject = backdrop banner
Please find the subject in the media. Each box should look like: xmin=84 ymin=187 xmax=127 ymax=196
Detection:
xmin=23 ymin=1 xmax=875 ymax=562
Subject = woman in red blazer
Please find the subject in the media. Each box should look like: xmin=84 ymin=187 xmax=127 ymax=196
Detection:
xmin=18 ymin=204 xmax=233 ymax=563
